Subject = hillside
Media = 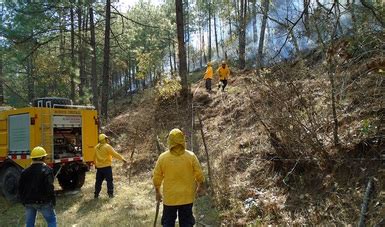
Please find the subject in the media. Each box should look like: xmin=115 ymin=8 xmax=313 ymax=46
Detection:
xmin=102 ymin=45 xmax=384 ymax=225
xmin=0 ymin=48 xmax=383 ymax=227
xmin=104 ymin=46 xmax=384 ymax=225
xmin=103 ymin=47 xmax=385 ymax=225
xmin=193 ymin=51 xmax=384 ymax=225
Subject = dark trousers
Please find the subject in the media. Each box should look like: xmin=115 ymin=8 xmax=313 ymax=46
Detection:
xmin=94 ymin=166 xmax=113 ymax=197
xmin=161 ymin=203 xmax=195 ymax=227
xmin=219 ymin=79 xmax=228 ymax=91
xmin=205 ymin=79 xmax=212 ymax=91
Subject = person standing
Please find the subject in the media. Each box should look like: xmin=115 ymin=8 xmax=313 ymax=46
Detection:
xmin=217 ymin=61 xmax=230 ymax=92
xmin=153 ymin=128 xmax=205 ymax=227
xmin=94 ymin=133 xmax=127 ymax=199
xmin=18 ymin=146 xmax=57 ymax=227
xmin=203 ymin=62 xmax=213 ymax=92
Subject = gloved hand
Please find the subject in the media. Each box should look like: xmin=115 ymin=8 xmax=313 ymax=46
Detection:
xmin=156 ymin=189 xmax=163 ymax=202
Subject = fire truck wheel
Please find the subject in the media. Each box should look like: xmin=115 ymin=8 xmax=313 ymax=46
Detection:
xmin=1 ymin=166 xmax=21 ymax=202
xmin=58 ymin=170 xmax=85 ymax=191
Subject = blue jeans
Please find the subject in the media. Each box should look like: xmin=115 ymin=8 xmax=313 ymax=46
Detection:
xmin=94 ymin=166 xmax=114 ymax=197
xmin=25 ymin=203 xmax=57 ymax=227
xmin=161 ymin=203 xmax=195 ymax=227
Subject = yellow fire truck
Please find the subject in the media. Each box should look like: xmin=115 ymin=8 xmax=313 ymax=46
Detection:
xmin=0 ymin=97 xmax=98 ymax=202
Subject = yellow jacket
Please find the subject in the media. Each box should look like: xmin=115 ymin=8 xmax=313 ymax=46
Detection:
xmin=204 ymin=66 xmax=213 ymax=79
xmin=153 ymin=129 xmax=204 ymax=206
xmin=94 ymin=142 xmax=126 ymax=168
xmin=217 ymin=66 xmax=230 ymax=80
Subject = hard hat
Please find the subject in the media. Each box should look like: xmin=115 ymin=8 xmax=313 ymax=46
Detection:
xmin=221 ymin=61 xmax=226 ymax=65
xmin=207 ymin=62 xmax=212 ymax=66
xmin=99 ymin=134 xmax=108 ymax=142
xmin=31 ymin=146 xmax=47 ymax=159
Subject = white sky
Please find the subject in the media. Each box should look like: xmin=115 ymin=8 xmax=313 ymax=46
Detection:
xmin=116 ymin=0 xmax=164 ymax=12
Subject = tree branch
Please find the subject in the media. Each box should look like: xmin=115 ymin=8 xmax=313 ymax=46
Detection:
xmin=360 ymin=0 xmax=385 ymax=27
xmin=21 ymin=35 xmax=59 ymax=62
xmin=270 ymin=1 xmax=310 ymax=60
xmin=110 ymin=5 xmax=160 ymax=29
xmin=0 ymin=77 xmax=30 ymax=105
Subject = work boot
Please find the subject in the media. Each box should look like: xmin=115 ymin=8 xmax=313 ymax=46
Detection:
xmin=94 ymin=194 xmax=99 ymax=199
xmin=108 ymin=194 xmax=114 ymax=198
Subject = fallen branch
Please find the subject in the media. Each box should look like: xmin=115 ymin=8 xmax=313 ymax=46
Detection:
xmin=156 ymin=135 xmax=166 ymax=155
xmin=358 ymin=177 xmax=374 ymax=227
xmin=128 ymin=147 xmax=136 ymax=184
xmin=375 ymin=218 xmax=385 ymax=227
xmin=282 ymin=160 xmax=299 ymax=188
xmin=198 ymin=114 xmax=214 ymax=196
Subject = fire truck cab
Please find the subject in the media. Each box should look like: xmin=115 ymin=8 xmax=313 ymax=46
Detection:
xmin=0 ymin=97 xmax=98 ymax=202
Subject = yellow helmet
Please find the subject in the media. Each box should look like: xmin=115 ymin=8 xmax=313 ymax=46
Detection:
xmin=31 ymin=146 xmax=47 ymax=159
xmin=207 ymin=62 xmax=212 ymax=66
xmin=99 ymin=134 xmax=108 ymax=142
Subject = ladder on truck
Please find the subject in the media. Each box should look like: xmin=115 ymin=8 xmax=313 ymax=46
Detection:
xmin=41 ymin=109 xmax=54 ymax=161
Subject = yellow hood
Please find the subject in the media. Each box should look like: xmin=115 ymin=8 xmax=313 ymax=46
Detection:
xmin=153 ymin=129 xmax=205 ymax=205
xmin=168 ymin=128 xmax=185 ymax=156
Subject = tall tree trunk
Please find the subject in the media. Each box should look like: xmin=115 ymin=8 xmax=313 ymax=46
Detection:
xmin=70 ymin=3 xmax=76 ymax=102
xmin=252 ymin=0 xmax=257 ymax=42
xmin=303 ymin=0 xmax=310 ymax=34
xmin=175 ymin=0 xmax=188 ymax=94
xmin=89 ymin=3 xmax=98 ymax=110
xmin=185 ymin=0 xmax=190 ymax=72
xmin=78 ymin=1 xmax=85 ymax=100
xmin=214 ymin=11 xmax=219 ymax=58
xmin=83 ymin=5 xmax=89 ymax=88
xmin=202 ymin=25 xmax=207 ymax=64
xmin=257 ymin=0 xmax=269 ymax=71
xmin=349 ymin=0 xmax=357 ymax=35
xmin=208 ymin=0 xmax=212 ymax=61
xmin=169 ymin=34 xmax=173 ymax=72
xmin=238 ymin=0 xmax=247 ymax=69
xmin=0 ymin=56 xmax=3 ymax=105
xmin=199 ymin=26 xmax=203 ymax=68
xmin=128 ymin=57 xmax=133 ymax=102
xmin=334 ymin=0 xmax=344 ymax=34
xmin=58 ymin=3 xmax=65 ymax=94
xmin=228 ymin=15 xmax=232 ymax=38
xmin=27 ymin=55 xmax=35 ymax=102
xmin=172 ymin=39 xmax=177 ymax=72
xmin=101 ymin=0 xmax=111 ymax=119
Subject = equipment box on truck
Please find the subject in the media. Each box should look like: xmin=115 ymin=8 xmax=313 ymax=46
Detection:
xmin=0 ymin=97 xmax=98 ymax=202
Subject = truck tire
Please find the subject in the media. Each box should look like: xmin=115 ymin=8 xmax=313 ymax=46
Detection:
xmin=1 ymin=166 xmax=21 ymax=202
xmin=57 ymin=170 xmax=85 ymax=191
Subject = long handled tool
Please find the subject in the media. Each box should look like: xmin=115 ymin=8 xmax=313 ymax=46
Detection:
xmin=153 ymin=200 xmax=160 ymax=227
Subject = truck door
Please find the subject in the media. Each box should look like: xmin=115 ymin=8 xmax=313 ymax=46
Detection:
xmin=82 ymin=110 xmax=98 ymax=162
xmin=8 ymin=113 xmax=30 ymax=157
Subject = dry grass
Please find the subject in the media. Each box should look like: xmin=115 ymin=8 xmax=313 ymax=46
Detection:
xmin=191 ymin=48 xmax=385 ymax=225
xmin=0 ymin=164 xmax=158 ymax=227
xmin=0 ymin=164 xmax=219 ymax=227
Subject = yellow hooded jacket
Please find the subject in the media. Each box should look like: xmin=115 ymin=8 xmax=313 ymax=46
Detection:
xmin=217 ymin=65 xmax=230 ymax=80
xmin=94 ymin=141 xmax=126 ymax=168
xmin=204 ymin=66 xmax=213 ymax=80
xmin=153 ymin=129 xmax=205 ymax=206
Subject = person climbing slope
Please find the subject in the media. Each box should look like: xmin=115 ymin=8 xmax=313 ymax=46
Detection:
xmin=203 ymin=62 xmax=213 ymax=92
xmin=217 ymin=61 xmax=230 ymax=92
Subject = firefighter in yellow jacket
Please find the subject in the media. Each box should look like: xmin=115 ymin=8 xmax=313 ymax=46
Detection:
xmin=153 ymin=129 xmax=204 ymax=227
xmin=217 ymin=61 xmax=230 ymax=91
xmin=203 ymin=62 xmax=213 ymax=92
xmin=94 ymin=134 xmax=127 ymax=198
